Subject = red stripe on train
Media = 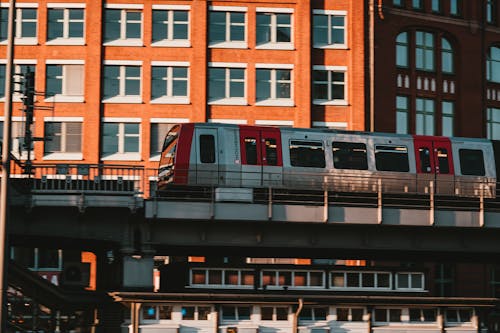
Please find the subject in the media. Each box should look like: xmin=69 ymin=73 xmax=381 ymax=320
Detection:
xmin=174 ymin=123 xmax=194 ymax=184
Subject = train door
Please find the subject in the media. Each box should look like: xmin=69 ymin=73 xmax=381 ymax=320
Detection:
xmin=414 ymin=136 xmax=454 ymax=195
xmin=239 ymin=126 xmax=282 ymax=187
xmin=194 ymin=127 xmax=220 ymax=185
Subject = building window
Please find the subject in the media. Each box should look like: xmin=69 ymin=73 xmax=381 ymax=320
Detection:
xmin=209 ymin=8 xmax=246 ymax=47
xmin=47 ymin=7 xmax=84 ymax=42
xmin=396 ymin=32 xmax=409 ymax=68
xmin=412 ymin=0 xmax=423 ymax=9
xmin=181 ymin=306 xmax=211 ymax=320
xmin=313 ymin=10 xmax=345 ymax=48
xmin=101 ymin=122 xmax=140 ymax=159
xmin=396 ymin=96 xmax=409 ymax=134
xmin=12 ymin=64 xmax=36 ymax=101
xmin=152 ymin=8 xmax=189 ymax=45
xmin=442 ymin=101 xmax=454 ymax=137
xmin=298 ymin=307 xmax=328 ymax=321
xmin=487 ymin=46 xmax=500 ymax=83
xmin=374 ymin=308 xmax=402 ymax=323
xmin=104 ymin=8 xmax=142 ymax=44
xmin=0 ymin=120 xmax=34 ymax=158
xmin=491 ymin=266 xmax=500 ymax=297
xmin=431 ymin=0 xmax=442 ymax=13
xmin=313 ymin=67 xmax=346 ymax=105
xmin=208 ymin=65 xmax=246 ymax=104
xmin=441 ymin=37 xmax=453 ymax=73
xmin=221 ymin=306 xmax=251 ymax=320
xmin=416 ymin=98 xmax=435 ymax=135
xmin=409 ymin=308 xmax=437 ymax=322
xmin=11 ymin=247 xmax=62 ymax=271
xmin=450 ymin=0 xmax=461 ymax=16
xmin=151 ymin=64 xmax=188 ymax=103
xmin=445 ymin=308 xmax=472 ymax=323
xmin=395 ymin=272 xmax=424 ymax=290
xmin=256 ymin=67 xmax=292 ymax=106
xmin=416 ymin=31 xmax=434 ymax=71
xmin=45 ymin=64 xmax=84 ymax=101
xmin=256 ymin=10 xmax=292 ymax=49
xmin=487 ymin=0 xmax=497 ymax=24
xmin=103 ymin=64 xmax=141 ymax=102
xmin=141 ymin=304 xmax=173 ymax=321
xmin=393 ymin=0 xmax=404 ymax=7
xmin=331 ymin=271 xmax=391 ymax=289
xmin=261 ymin=306 xmax=289 ymax=321
xmin=15 ymin=8 xmax=37 ymax=39
xmin=487 ymin=107 xmax=500 ymax=140
xmin=44 ymin=122 xmax=82 ymax=157
xmin=336 ymin=308 xmax=364 ymax=322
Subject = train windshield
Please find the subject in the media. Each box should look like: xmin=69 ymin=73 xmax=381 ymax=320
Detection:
xmin=159 ymin=125 xmax=180 ymax=171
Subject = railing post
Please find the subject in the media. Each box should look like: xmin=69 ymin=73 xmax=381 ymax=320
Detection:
xmin=429 ymin=180 xmax=435 ymax=225
xmin=479 ymin=183 xmax=484 ymax=227
xmin=323 ymin=189 xmax=328 ymax=223
xmin=377 ymin=178 xmax=382 ymax=224
xmin=268 ymin=187 xmax=273 ymax=220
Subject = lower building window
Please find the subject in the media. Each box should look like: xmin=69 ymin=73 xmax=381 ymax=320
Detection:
xmin=44 ymin=122 xmax=82 ymax=157
xmin=101 ymin=122 xmax=140 ymax=160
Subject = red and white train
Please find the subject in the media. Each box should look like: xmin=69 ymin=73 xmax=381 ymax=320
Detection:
xmin=158 ymin=123 xmax=497 ymax=198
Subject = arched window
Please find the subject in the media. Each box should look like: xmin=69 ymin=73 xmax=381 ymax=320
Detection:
xmin=396 ymin=32 xmax=409 ymax=67
xmin=487 ymin=46 xmax=500 ymax=83
xmin=415 ymin=31 xmax=434 ymax=71
xmin=441 ymin=37 xmax=453 ymax=74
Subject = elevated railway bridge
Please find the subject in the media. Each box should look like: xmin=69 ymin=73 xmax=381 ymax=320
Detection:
xmin=4 ymin=163 xmax=500 ymax=332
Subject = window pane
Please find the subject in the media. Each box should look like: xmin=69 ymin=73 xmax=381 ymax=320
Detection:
xmin=332 ymin=142 xmax=368 ymax=170
xmin=143 ymin=305 xmax=156 ymax=320
xmin=290 ymin=141 xmax=325 ymax=168
xmin=182 ymin=306 xmax=195 ymax=320
xmin=459 ymin=149 xmax=485 ymax=176
xmin=102 ymin=123 xmax=119 ymax=156
xmin=332 ymin=272 xmax=345 ymax=287
xmin=200 ymin=135 xmax=215 ymax=163
xmin=276 ymin=307 xmax=288 ymax=320
xmin=397 ymin=274 xmax=409 ymax=288
xmin=351 ymin=309 xmax=364 ymax=321
xmin=47 ymin=9 xmax=63 ymax=40
xmin=261 ymin=307 xmax=273 ymax=320
xmin=375 ymin=145 xmax=409 ymax=172
xmin=346 ymin=273 xmax=359 ymax=287
xmin=238 ymin=306 xmax=251 ymax=320
xmin=198 ymin=307 xmax=210 ymax=320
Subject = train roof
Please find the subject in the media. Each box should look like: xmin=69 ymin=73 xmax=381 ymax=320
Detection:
xmin=188 ymin=122 xmax=491 ymax=143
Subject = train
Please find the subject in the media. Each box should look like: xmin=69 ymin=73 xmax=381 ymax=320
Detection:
xmin=158 ymin=123 xmax=498 ymax=199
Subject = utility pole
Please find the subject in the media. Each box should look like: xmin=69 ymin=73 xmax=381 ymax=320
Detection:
xmin=0 ymin=0 xmax=16 ymax=329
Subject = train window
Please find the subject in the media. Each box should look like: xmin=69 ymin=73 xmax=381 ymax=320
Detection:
xmin=436 ymin=148 xmax=450 ymax=174
xmin=459 ymin=149 xmax=485 ymax=176
xmin=289 ymin=140 xmax=325 ymax=168
xmin=375 ymin=145 xmax=409 ymax=172
xmin=419 ymin=148 xmax=431 ymax=173
xmin=244 ymin=137 xmax=258 ymax=165
xmin=332 ymin=142 xmax=368 ymax=170
xmin=265 ymin=138 xmax=278 ymax=165
xmin=200 ymin=135 xmax=215 ymax=163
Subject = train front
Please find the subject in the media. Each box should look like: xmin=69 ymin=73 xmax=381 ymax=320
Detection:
xmin=158 ymin=124 xmax=181 ymax=189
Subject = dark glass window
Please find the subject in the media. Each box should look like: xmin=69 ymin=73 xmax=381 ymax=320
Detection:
xmin=314 ymin=307 xmax=327 ymax=320
xmin=332 ymin=142 xmax=368 ymax=170
xmin=276 ymin=307 xmax=288 ymax=320
xmin=390 ymin=309 xmax=402 ymax=322
xmin=208 ymin=270 xmax=222 ymax=284
xmin=237 ymin=306 xmax=251 ymax=320
xmin=351 ymin=309 xmax=364 ymax=321
xmin=423 ymin=309 xmax=437 ymax=322
xmin=222 ymin=306 xmax=236 ymax=320
xmin=419 ymin=147 xmax=431 ymax=173
xmin=298 ymin=308 xmax=313 ymax=321
xmin=159 ymin=305 xmax=173 ymax=319
xmin=143 ymin=305 xmax=156 ymax=320
xmin=459 ymin=149 xmax=485 ymax=176
xmin=182 ymin=306 xmax=195 ymax=320
xmin=265 ymin=138 xmax=277 ymax=165
xmin=337 ymin=308 xmax=350 ymax=321
xmin=198 ymin=307 xmax=211 ymax=320
xmin=375 ymin=145 xmax=409 ymax=172
xmin=289 ymin=140 xmax=325 ymax=168
xmin=362 ymin=273 xmax=374 ymax=287
xmin=244 ymin=137 xmax=257 ymax=165
xmin=261 ymin=307 xmax=273 ymax=320
xmin=200 ymin=135 xmax=215 ymax=163
xmin=346 ymin=273 xmax=359 ymax=287
xmin=378 ymin=273 xmax=390 ymax=288
xmin=436 ymin=148 xmax=450 ymax=174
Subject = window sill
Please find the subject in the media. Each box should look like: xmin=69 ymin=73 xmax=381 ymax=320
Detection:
xmin=103 ymin=39 xmax=143 ymax=47
xmin=255 ymin=99 xmax=294 ymax=107
xmin=151 ymin=40 xmax=190 ymax=48
xmin=102 ymin=96 xmax=143 ymax=104
xmin=8 ymin=38 xmax=38 ymax=45
xmin=313 ymin=100 xmax=348 ymax=106
xmin=313 ymin=44 xmax=348 ymax=50
xmin=209 ymin=41 xmax=248 ymax=49
xmin=150 ymin=97 xmax=190 ymax=104
xmin=43 ymin=153 xmax=83 ymax=161
xmin=208 ymin=98 xmax=247 ymax=106
xmin=256 ymin=43 xmax=294 ymax=50
xmin=44 ymin=96 xmax=85 ymax=103
xmin=149 ymin=155 xmax=160 ymax=162
xmin=101 ymin=153 xmax=141 ymax=161
xmin=46 ymin=38 xmax=85 ymax=46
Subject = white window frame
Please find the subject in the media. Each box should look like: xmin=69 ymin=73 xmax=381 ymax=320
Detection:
xmin=151 ymin=4 xmax=190 ymax=47
xmin=444 ymin=308 xmax=474 ymax=325
xmin=150 ymin=61 xmax=189 ymax=104
xmin=298 ymin=306 xmax=329 ymax=322
xmin=334 ymin=307 xmax=366 ymax=322
xmin=103 ymin=60 xmax=142 ymax=103
xmin=260 ymin=270 xmax=326 ymax=290
xmin=189 ymin=268 xmax=254 ymax=289
xmin=101 ymin=118 xmax=141 ymax=161
xmin=9 ymin=4 xmax=38 ymax=45
xmin=372 ymin=308 xmax=403 ymax=324
xmin=312 ymin=65 xmax=347 ymax=106
xmin=255 ymin=64 xmax=294 ymax=106
xmin=208 ymin=62 xmax=247 ymax=105
xmin=0 ymin=116 xmax=35 ymax=160
xmin=44 ymin=60 xmax=85 ymax=103
xmin=312 ymin=9 xmax=347 ymax=49
xmin=103 ymin=4 xmax=143 ymax=47
xmin=256 ymin=7 xmax=293 ymax=50
xmin=220 ymin=305 xmax=253 ymax=321
xmin=46 ymin=4 xmax=85 ymax=45
xmin=330 ymin=271 xmax=392 ymax=291
xmin=260 ymin=306 xmax=290 ymax=321
xmin=140 ymin=304 xmax=175 ymax=322
xmin=0 ymin=60 xmax=37 ymax=102
xmin=395 ymin=272 xmax=425 ymax=291
xmin=42 ymin=117 xmax=83 ymax=160
xmin=408 ymin=308 xmax=437 ymax=323
xmin=208 ymin=6 xmax=247 ymax=49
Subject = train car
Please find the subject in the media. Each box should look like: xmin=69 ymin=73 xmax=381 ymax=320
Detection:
xmin=158 ymin=123 xmax=496 ymax=198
